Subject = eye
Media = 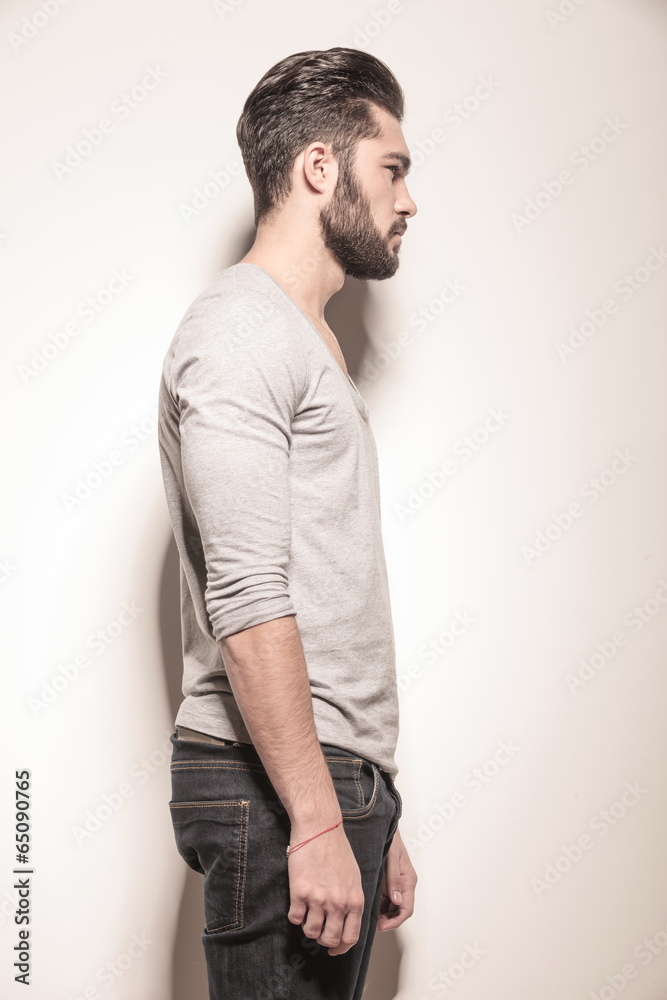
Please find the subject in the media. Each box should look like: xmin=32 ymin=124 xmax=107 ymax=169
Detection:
xmin=386 ymin=165 xmax=400 ymax=177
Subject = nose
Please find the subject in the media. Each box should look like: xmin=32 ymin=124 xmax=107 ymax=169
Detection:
xmin=396 ymin=180 xmax=417 ymax=219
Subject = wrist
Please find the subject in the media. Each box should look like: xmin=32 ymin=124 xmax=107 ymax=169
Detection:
xmin=286 ymin=818 xmax=344 ymax=857
xmin=287 ymin=801 xmax=343 ymax=831
xmin=285 ymin=782 xmax=342 ymax=827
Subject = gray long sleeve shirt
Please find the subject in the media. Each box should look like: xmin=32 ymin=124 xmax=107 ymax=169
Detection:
xmin=157 ymin=262 xmax=399 ymax=777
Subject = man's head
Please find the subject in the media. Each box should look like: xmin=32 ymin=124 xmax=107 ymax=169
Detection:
xmin=236 ymin=47 xmax=416 ymax=280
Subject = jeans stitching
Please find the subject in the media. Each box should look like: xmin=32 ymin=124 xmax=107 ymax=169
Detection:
xmin=171 ymin=763 xmax=266 ymax=773
xmin=171 ymin=755 xmax=364 ymax=766
xmin=352 ymin=758 xmax=363 ymax=808
xmin=169 ymin=799 xmax=249 ymax=933
xmin=340 ymin=763 xmax=381 ymax=819
xmin=171 ymin=763 xmax=376 ymax=817
xmin=207 ymin=800 xmax=249 ymax=933
xmin=169 ymin=800 xmax=250 ymax=808
xmin=171 ymin=758 xmax=373 ymax=818
xmin=170 ymin=755 xmax=367 ymax=794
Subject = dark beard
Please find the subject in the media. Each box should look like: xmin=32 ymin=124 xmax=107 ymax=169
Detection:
xmin=319 ymin=155 xmax=402 ymax=281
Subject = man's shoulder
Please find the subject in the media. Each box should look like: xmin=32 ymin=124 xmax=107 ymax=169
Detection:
xmin=169 ymin=265 xmax=258 ymax=329
xmin=168 ymin=264 xmax=304 ymax=357
xmin=162 ymin=264 xmax=310 ymax=397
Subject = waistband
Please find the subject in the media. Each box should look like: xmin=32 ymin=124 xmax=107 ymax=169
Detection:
xmin=176 ymin=725 xmax=244 ymax=746
xmin=174 ymin=727 xmax=389 ymax=778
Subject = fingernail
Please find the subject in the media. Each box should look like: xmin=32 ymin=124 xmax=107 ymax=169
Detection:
xmin=392 ymin=890 xmax=402 ymax=904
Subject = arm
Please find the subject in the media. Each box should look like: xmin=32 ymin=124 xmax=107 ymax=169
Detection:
xmin=172 ymin=291 xmax=363 ymax=955
xmin=220 ymin=614 xmax=364 ymax=955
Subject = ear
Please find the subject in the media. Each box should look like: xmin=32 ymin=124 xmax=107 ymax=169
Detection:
xmin=300 ymin=140 xmax=338 ymax=196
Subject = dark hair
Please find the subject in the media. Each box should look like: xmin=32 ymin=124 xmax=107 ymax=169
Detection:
xmin=236 ymin=47 xmax=405 ymax=225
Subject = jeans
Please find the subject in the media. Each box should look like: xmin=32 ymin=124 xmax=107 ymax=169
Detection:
xmin=168 ymin=731 xmax=402 ymax=1000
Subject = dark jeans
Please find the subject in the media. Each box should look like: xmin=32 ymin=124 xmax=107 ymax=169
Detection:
xmin=169 ymin=731 xmax=402 ymax=1000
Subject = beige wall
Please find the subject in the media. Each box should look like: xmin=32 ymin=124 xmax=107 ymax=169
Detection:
xmin=2 ymin=0 xmax=666 ymax=997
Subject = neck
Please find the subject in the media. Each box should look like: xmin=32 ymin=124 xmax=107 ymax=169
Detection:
xmin=238 ymin=212 xmax=345 ymax=323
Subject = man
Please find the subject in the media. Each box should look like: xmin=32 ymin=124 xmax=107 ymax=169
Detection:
xmin=158 ymin=46 xmax=418 ymax=1000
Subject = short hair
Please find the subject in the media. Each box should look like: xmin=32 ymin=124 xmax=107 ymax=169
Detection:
xmin=236 ymin=47 xmax=405 ymax=225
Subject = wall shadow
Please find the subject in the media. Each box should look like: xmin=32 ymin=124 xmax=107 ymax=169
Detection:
xmin=157 ymin=230 xmax=401 ymax=1000
xmin=363 ymin=930 xmax=404 ymax=999
xmin=323 ymin=270 xmax=371 ymax=382
xmin=158 ymin=536 xmax=210 ymax=1000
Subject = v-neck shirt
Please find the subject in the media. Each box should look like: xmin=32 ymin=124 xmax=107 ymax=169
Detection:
xmin=157 ymin=261 xmax=399 ymax=778
xmin=248 ymin=263 xmax=369 ymax=418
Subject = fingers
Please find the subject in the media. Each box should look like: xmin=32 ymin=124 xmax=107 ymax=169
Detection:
xmin=324 ymin=900 xmax=364 ymax=956
xmin=301 ymin=903 xmax=327 ymax=942
xmin=377 ymin=883 xmax=415 ymax=931
xmin=303 ymin=905 xmax=346 ymax=953
xmin=296 ymin=893 xmax=365 ymax=956
xmin=287 ymin=899 xmax=307 ymax=925
xmin=286 ymin=830 xmax=365 ymax=956
xmin=378 ymin=829 xmax=418 ymax=932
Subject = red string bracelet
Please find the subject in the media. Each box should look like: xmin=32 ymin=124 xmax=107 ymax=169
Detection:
xmin=286 ymin=819 xmax=343 ymax=858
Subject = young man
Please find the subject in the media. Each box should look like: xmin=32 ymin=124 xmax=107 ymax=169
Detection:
xmin=158 ymin=46 xmax=418 ymax=1000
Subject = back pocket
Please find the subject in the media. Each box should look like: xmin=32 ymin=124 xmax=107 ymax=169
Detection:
xmin=169 ymin=799 xmax=249 ymax=933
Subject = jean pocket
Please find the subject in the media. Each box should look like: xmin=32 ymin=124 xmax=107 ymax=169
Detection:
xmin=322 ymin=752 xmax=381 ymax=818
xmin=169 ymin=799 xmax=250 ymax=933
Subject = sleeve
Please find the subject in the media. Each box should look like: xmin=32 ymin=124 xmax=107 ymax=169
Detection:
xmin=170 ymin=293 xmax=308 ymax=642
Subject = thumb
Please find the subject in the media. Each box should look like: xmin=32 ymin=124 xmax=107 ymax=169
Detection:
xmin=384 ymin=853 xmax=403 ymax=906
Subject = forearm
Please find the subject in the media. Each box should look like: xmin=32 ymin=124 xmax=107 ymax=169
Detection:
xmin=219 ymin=613 xmax=342 ymax=829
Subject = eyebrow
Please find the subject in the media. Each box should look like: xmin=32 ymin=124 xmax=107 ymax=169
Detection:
xmin=381 ymin=152 xmax=412 ymax=175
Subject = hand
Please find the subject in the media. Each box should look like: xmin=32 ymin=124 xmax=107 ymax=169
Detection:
xmin=377 ymin=827 xmax=417 ymax=931
xmin=287 ymin=822 xmax=365 ymax=957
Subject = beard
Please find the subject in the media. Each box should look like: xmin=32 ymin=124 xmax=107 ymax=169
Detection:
xmin=319 ymin=154 xmax=403 ymax=281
